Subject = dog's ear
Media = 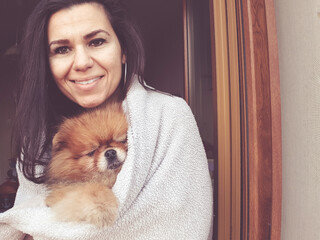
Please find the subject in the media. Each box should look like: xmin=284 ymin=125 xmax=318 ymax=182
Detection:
xmin=52 ymin=132 xmax=67 ymax=152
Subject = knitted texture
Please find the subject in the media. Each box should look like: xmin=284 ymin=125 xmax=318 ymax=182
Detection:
xmin=0 ymin=78 xmax=213 ymax=240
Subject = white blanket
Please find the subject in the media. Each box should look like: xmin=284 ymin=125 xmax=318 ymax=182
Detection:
xmin=0 ymin=78 xmax=213 ymax=240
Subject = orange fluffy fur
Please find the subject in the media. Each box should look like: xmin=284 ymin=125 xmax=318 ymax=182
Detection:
xmin=45 ymin=103 xmax=128 ymax=227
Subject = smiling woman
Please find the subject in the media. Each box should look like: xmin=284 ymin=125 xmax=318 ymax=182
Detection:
xmin=48 ymin=3 xmax=125 ymax=108
xmin=0 ymin=0 xmax=213 ymax=239
xmin=11 ymin=0 xmax=145 ymax=185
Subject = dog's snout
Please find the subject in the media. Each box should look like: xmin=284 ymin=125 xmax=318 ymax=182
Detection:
xmin=105 ymin=149 xmax=117 ymax=162
xmin=105 ymin=148 xmax=125 ymax=170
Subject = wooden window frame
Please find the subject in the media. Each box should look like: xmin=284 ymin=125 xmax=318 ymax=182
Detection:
xmin=183 ymin=0 xmax=282 ymax=239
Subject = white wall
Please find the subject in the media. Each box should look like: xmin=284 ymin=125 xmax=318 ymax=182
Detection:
xmin=274 ymin=0 xmax=320 ymax=239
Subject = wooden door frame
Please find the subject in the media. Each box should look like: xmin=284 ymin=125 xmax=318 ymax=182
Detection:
xmin=240 ymin=0 xmax=282 ymax=239
xmin=211 ymin=0 xmax=282 ymax=239
xmin=211 ymin=0 xmax=242 ymax=239
xmin=183 ymin=0 xmax=281 ymax=239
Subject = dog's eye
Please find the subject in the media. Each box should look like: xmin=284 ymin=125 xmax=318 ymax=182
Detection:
xmin=87 ymin=149 xmax=96 ymax=157
xmin=114 ymin=134 xmax=127 ymax=144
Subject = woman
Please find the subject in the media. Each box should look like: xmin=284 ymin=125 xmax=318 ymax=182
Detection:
xmin=0 ymin=0 xmax=213 ymax=239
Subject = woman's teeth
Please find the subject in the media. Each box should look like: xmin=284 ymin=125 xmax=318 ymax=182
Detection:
xmin=75 ymin=76 xmax=101 ymax=85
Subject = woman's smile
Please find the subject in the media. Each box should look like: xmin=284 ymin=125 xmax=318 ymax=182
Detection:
xmin=70 ymin=76 xmax=103 ymax=85
xmin=69 ymin=75 xmax=104 ymax=91
xmin=69 ymin=75 xmax=105 ymax=95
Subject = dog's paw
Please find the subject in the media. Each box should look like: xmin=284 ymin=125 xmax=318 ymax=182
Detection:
xmin=87 ymin=204 xmax=119 ymax=227
xmin=47 ymin=183 xmax=119 ymax=227
xmin=83 ymin=187 xmax=119 ymax=227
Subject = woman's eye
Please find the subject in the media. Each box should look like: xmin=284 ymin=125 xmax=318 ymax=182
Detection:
xmin=87 ymin=149 xmax=96 ymax=157
xmin=89 ymin=38 xmax=106 ymax=47
xmin=54 ymin=46 xmax=70 ymax=55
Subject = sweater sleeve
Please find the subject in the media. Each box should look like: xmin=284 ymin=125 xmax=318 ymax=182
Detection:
xmin=0 ymin=164 xmax=34 ymax=239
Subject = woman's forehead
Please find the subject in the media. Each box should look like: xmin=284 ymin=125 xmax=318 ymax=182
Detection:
xmin=47 ymin=3 xmax=112 ymax=40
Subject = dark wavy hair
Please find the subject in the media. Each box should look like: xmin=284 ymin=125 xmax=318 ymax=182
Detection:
xmin=12 ymin=0 xmax=145 ymax=183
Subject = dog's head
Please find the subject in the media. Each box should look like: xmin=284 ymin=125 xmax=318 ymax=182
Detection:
xmin=46 ymin=104 xmax=128 ymax=185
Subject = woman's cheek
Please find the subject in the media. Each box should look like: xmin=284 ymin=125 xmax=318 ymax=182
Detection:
xmin=49 ymin=56 xmax=72 ymax=80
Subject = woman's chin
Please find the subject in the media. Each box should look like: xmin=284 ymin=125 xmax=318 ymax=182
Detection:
xmin=76 ymin=99 xmax=105 ymax=109
xmin=71 ymin=88 xmax=122 ymax=109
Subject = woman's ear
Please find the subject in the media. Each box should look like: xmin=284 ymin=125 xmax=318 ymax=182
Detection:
xmin=122 ymin=54 xmax=126 ymax=64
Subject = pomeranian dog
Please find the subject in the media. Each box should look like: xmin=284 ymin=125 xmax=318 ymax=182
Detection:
xmin=45 ymin=103 xmax=128 ymax=227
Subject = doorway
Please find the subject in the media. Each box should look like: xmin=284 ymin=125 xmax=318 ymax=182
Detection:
xmin=125 ymin=0 xmax=185 ymax=98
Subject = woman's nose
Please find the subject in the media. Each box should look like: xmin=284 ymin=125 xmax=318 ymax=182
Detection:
xmin=73 ymin=47 xmax=94 ymax=71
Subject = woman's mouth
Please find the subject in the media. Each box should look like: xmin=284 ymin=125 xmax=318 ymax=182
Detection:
xmin=71 ymin=76 xmax=103 ymax=85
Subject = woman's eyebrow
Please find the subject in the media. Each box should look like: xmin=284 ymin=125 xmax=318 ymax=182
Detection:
xmin=48 ymin=30 xmax=110 ymax=47
xmin=48 ymin=39 xmax=69 ymax=48
xmin=84 ymin=29 xmax=111 ymax=40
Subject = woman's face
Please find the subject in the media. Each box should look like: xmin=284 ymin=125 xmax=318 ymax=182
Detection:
xmin=47 ymin=3 xmax=125 ymax=108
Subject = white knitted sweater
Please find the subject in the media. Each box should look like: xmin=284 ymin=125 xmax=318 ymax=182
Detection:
xmin=0 ymin=78 xmax=213 ymax=240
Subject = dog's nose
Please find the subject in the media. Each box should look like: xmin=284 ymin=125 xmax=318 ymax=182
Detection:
xmin=105 ymin=149 xmax=117 ymax=162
